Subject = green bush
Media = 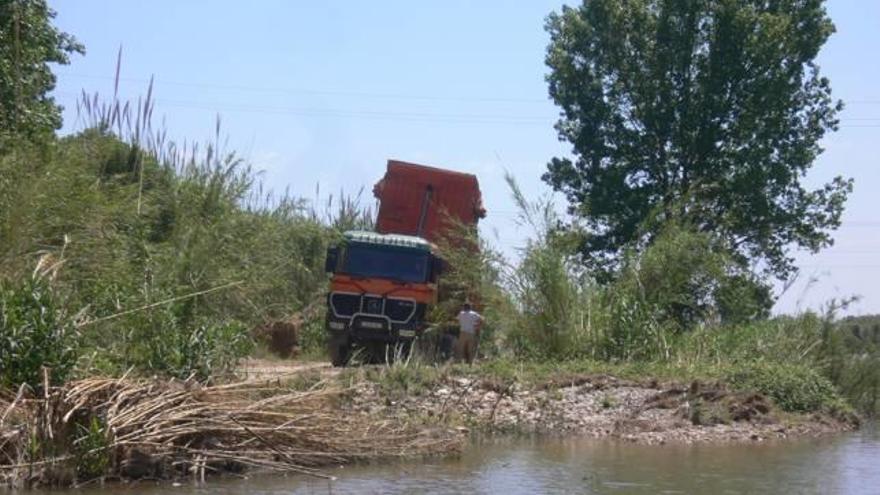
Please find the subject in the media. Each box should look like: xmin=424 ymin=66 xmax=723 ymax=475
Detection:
xmin=675 ymin=314 xmax=826 ymax=367
xmin=601 ymin=224 xmax=771 ymax=347
xmin=499 ymin=174 xmax=595 ymax=360
xmin=835 ymin=354 xmax=880 ymax=417
xmin=826 ymin=315 xmax=880 ymax=416
xmin=123 ymin=308 xmax=252 ymax=380
xmin=493 ymin=180 xmax=775 ymax=363
xmin=725 ymin=362 xmax=842 ymax=413
xmin=0 ymin=276 xmax=79 ymax=388
xmin=74 ymin=416 xmax=110 ymax=480
xmin=297 ymin=316 xmax=325 ymax=357
xmin=507 ymin=237 xmax=592 ymax=360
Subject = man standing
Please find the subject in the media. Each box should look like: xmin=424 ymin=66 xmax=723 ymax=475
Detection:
xmin=456 ymin=303 xmax=483 ymax=364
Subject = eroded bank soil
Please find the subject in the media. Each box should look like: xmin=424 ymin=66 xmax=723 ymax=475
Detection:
xmin=237 ymin=358 xmax=855 ymax=444
xmin=344 ymin=373 xmax=855 ymax=445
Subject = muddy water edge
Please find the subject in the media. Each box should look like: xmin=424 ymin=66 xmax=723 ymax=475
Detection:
xmin=16 ymin=426 xmax=880 ymax=495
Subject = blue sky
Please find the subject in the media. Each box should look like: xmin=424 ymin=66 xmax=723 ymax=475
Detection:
xmin=49 ymin=1 xmax=880 ymax=315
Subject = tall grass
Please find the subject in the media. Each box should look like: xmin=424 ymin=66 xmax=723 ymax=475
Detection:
xmin=0 ymin=80 xmax=373 ymax=382
xmin=498 ymin=173 xmax=594 ymax=359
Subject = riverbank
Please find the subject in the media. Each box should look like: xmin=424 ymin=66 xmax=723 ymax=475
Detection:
xmin=344 ymin=368 xmax=856 ymax=445
xmin=0 ymin=360 xmax=859 ymax=487
xmin=247 ymin=357 xmax=859 ymax=443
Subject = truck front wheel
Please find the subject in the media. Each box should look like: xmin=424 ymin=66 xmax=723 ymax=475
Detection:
xmin=329 ymin=339 xmax=351 ymax=367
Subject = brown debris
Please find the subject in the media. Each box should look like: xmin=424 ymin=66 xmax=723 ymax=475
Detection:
xmin=0 ymin=378 xmax=463 ymax=487
xmin=252 ymin=318 xmax=302 ymax=358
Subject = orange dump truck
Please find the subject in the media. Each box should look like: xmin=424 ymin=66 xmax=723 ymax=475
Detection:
xmin=323 ymin=160 xmax=485 ymax=365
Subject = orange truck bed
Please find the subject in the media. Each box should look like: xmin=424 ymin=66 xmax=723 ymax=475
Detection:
xmin=372 ymin=160 xmax=485 ymax=242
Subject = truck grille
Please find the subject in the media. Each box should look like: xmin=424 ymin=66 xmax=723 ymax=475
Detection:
xmin=385 ymin=299 xmax=416 ymax=322
xmin=330 ymin=293 xmax=360 ymax=317
xmin=363 ymin=296 xmax=383 ymax=315
xmin=330 ymin=293 xmax=419 ymax=323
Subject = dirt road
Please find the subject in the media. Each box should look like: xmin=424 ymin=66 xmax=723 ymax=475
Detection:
xmin=237 ymin=358 xmax=337 ymax=379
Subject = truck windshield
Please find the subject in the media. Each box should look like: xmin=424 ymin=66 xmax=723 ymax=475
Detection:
xmin=342 ymin=244 xmax=429 ymax=283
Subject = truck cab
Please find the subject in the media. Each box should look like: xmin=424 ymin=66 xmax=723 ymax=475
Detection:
xmin=324 ymin=231 xmax=444 ymax=365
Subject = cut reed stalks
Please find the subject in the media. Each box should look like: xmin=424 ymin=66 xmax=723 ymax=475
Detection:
xmin=0 ymin=377 xmax=462 ymax=487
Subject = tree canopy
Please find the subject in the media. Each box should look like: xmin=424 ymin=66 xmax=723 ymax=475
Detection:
xmin=543 ymin=0 xmax=851 ymax=281
xmin=0 ymin=0 xmax=83 ymax=142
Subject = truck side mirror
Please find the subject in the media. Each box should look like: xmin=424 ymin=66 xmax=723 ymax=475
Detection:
xmin=325 ymin=246 xmax=339 ymax=273
xmin=431 ymin=256 xmax=447 ymax=281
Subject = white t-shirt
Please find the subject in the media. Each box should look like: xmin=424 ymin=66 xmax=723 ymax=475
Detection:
xmin=457 ymin=310 xmax=483 ymax=334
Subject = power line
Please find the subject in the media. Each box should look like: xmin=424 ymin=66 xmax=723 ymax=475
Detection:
xmin=55 ymin=73 xmax=880 ymax=109
xmin=54 ymin=93 xmax=556 ymax=125
xmin=56 ymin=73 xmax=550 ymax=104
xmin=53 ymin=86 xmax=880 ymax=128
xmin=53 ymin=95 xmax=880 ymax=128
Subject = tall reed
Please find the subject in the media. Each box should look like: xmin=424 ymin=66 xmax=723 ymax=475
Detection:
xmin=0 ymin=69 xmax=374 ymax=378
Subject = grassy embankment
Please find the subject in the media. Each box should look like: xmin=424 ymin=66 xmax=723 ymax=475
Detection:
xmin=1 ymin=92 xmax=368 ymax=384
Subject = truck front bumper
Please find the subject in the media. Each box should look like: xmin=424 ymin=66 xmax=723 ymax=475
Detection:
xmin=327 ymin=314 xmax=421 ymax=342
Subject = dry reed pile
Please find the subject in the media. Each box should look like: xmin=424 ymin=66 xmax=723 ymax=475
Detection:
xmin=0 ymin=377 xmax=462 ymax=487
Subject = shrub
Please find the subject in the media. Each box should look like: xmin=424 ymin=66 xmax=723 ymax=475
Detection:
xmin=826 ymin=315 xmax=880 ymax=417
xmin=499 ymin=174 xmax=595 ymax=360
xmin=0 ymin=275 xmax=80 ymax=389
xmin=604 ymin=223 xmax=771 ymax=338
xmin=835 ymin=354 xmax=880 ymax=417
xmin=297 ymin=316 xmax=325 ymax=358
xmin=119 ymin=307 xmax=252 ymax=380
xmin=725 ymin=362 xmax=842 ymax=413
xmin=494 ymin=178 xmax=774 ymax=363
xmin=675 ymin=314 xmax=826 ymax=367
xmin=376 ymin=362 xmax=443 ymax=398
xmin=74 ymin=416 xmax=110 ymax=480
xmin=507 ymin=237 xmax=593 ymax=360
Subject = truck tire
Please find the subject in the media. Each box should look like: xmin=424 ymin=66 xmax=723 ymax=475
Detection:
xmin=363 ymin=342 xmax=387 ymax=365
xmin=329 ymin=339 xmax=351 ymax=367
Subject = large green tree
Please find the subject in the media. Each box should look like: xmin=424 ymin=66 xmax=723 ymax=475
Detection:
xmin=543 ymin=0 xmax=851 ymax=281
xmin=0 ymin=0 xmax=82 ymax=141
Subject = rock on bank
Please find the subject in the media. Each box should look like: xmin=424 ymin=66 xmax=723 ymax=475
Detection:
xmin=344 ymin=372 xmax=856 ymax=444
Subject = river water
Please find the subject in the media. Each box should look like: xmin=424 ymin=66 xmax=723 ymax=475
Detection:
xmin=24 ymin=428 xmax=880 ymax=494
